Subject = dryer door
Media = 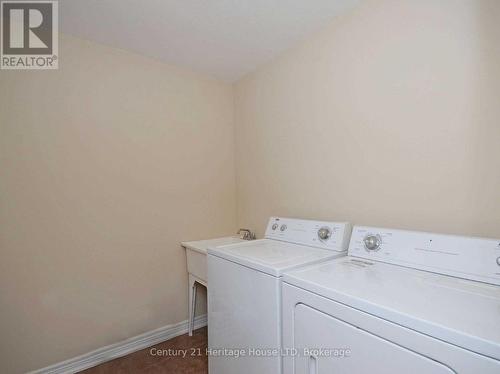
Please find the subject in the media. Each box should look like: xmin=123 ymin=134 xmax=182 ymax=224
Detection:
xmin=294 ymin=304 xmax=454 ymax=374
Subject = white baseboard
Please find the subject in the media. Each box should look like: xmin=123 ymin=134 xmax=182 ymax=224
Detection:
xmin=29 ymin=314 xmax=207 ymax=374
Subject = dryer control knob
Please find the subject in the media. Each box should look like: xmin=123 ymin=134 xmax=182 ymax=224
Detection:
xmin=363 ymin=234 xmax=382 ymax=251
xmin=318 ymin=227 xmax=332 ymax=241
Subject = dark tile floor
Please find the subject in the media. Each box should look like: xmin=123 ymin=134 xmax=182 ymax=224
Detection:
xmin=81 ymin=327 xmax=208 ymax=374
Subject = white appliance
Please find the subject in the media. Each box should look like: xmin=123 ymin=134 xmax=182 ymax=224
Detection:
xmin=207 ymin=217 xmax=352 ymax=374
xmin=282 ymin=226 xmax=500 ymax=374
xmin=181 ymin=236 xmax=245 ymax=336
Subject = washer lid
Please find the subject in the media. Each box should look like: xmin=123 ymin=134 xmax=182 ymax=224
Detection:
xmin=181 ymin=236 xmax=244 ymax=254
xmin=283 ymin=257 xmax=500 ymax=361
xmin=208 ymin=239 xmax=343 ymax=276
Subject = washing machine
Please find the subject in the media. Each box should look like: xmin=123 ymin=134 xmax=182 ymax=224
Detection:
xmin=282 ymin=225 xmax=500 ymax=374
xmin=207 ymin=217 xmax=352 ymax=374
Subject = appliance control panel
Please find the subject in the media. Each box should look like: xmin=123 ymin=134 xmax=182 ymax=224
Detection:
xmin=349 ymin=226 xmax=500 ymax=286
xmin=265 ymin=217 xmax=351 ymax=252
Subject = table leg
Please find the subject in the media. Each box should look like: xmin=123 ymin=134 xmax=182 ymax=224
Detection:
xmin=188 ymin=274 xmax=197 ymax=336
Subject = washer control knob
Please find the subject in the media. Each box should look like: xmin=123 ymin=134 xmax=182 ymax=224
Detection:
xmin=496 ymin=256 xmax=500 ymax=266
xmin=318 ymin=227 xmax=332 ymax=241
xmin=272 ymin=223 xmax=279 ymax=230
xmin=363 ymin=234 xmax=382 ymax=251
xmin=280 ymin=224 xmax=287 ymax=232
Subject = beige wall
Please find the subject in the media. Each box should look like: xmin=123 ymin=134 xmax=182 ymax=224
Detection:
xmin=234 ymin=0 xmax=500 ymax=238
xmin=0 ymin=35 xmax=236 ymax=373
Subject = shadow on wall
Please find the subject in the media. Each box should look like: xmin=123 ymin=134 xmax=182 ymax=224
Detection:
xmin=470 ymin=0 xmax=500 ymax=236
